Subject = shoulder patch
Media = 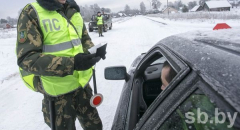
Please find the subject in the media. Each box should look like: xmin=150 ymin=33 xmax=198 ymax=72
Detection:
xmin=18 ymin=30 xmax=27 ymax=43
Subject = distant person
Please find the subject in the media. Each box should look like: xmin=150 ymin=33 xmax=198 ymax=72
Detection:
xmin=16 ymin=0 xmax=103 ymax=129
xmin=96 ymin=12 xmax=104 ymax=37
xmin=161 ymin=61 xmax=177 ymax=90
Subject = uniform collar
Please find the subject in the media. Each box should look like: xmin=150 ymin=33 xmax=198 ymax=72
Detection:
xmin=36 ymin=0 xmax=80 ymax=12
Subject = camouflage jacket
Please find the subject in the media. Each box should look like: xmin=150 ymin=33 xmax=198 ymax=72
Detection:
xmin=16 ymin=0 xmax=94 ymax=93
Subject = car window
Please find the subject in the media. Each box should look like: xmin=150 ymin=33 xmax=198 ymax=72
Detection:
xmin=158 ymin=89 xmax=238 ymax=130
xmin=134 ymin=49 xmax=190 ymax=130
xmin=141 ymin=54 xmax=178 ymax=114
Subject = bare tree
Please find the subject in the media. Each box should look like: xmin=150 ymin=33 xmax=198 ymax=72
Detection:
xmin=174 ymin=1 xmax=183 ymax=10
xmin=140 ymin=2 xmax=146 ymax=14
xmin=199 ymin=0 xmax=209 ymax=6
xmin=93 ymin=4 xmax=101 ymax=13
xmin=168 ymin=2 xmax=175 ymax=8
xmin=124 ymin=5 xmax=131 ymax=14
xmin=188 ymin=1 xmax=197 ymax=10
xmin=152 ymin=0 xmax=162 ymax=10
xmin=81 ymin=5 xmax=94 ymax=22
xmin=182 ymin=5 xmax=189 ymax=12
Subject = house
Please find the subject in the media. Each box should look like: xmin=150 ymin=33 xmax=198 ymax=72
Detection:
xmin=117 ymin=13 xmax=127 ymax=17
xmin=190 ymin=5 xmax=203 ymax=12
xmin=203 ymin=0 xmax=232 ymax=11
xmin=0 ymin=23 xmax=11 ymax=29
xmin=162 ymin=7 xmax=178 ymax=14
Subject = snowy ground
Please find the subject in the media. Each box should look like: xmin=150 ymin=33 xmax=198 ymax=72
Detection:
xmin=0 ymin=16 xmax=239 ymax=130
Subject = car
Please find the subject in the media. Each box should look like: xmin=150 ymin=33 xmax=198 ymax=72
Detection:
xmin=104 ymin=29 xmax=240 ymax=130
xmin=88 ymin=13 xmax=112 ymax=32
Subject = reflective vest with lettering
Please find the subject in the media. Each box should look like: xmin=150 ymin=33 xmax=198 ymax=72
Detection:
xmin=19 ymin=2 xmax=93 ymax=97
xmin=97 ymin=16 xmax=103 ymax=25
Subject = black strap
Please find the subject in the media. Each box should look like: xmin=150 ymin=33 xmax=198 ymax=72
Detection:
xmin=57 ymin=11 xmax=81 ymax=39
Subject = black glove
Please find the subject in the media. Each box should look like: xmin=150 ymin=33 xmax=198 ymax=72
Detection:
xmin=74 ymin=53 xmax=101 ymax=71
xmin=96 ymin=44 xmax=107 ymax=60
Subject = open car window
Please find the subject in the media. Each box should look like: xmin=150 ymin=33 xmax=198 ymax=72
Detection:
xmin=140 ymin=53 xmax=178 ymax=116
xmin=131 ymin=47 xmax=191 ymax=130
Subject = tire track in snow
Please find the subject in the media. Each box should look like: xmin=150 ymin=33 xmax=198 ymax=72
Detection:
xmin=144 ymin=17 xmax=167 ymax=25
xmin=0 ymin=72 xmax=19 ymax=84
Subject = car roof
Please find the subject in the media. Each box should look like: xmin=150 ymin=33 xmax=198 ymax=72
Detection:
xmin=158 ymin=28 xmax=240 ymax=112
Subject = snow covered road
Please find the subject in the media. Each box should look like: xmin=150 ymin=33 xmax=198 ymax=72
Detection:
xmin=0 ymin=16 xmax=238 ymax=130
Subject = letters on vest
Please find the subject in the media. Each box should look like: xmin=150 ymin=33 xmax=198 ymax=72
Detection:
xmin=18 ymin=2 xmax=93 ymax=97
xmin=42 ymin=19 xmax=61 ymax=32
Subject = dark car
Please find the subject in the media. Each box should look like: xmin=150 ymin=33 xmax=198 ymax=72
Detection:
xmin=105 ymin=29 xmax=240 ymax=130
xmin=88 ymin=13 xmax=112 ymax=32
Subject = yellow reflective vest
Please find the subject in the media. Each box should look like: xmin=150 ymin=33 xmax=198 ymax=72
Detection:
xmin=19 ymin=2 xmax=93 ymax=97
xmin=97 ymin=16 xmax=103 ymax=25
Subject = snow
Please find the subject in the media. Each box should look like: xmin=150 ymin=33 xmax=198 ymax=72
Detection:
xmin=0 ymin=16 xmax=240 ymax=130
xmin=206 ymin=0 xmax=232 ymax=9
xmin=178 ymin=27 xmax=240 ymax=44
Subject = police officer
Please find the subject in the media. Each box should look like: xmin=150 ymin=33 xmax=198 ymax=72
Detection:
xmin=16 ymin=0 xmax=103 ymax=129
xmin=96 ymin=12 xmax=104 ymax=37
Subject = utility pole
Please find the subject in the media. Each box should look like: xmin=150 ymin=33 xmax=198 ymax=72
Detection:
xmin=167 ymin=0 xmax=169 ymax=15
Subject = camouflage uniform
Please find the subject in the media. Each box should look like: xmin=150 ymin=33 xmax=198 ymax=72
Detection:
xmin=98 ymin=24 xmax=103 ymax=36
xmin=43 ymin=85 xmax=102 ymax=130
xmin=16 ymin=0 xmax=102 ymax=129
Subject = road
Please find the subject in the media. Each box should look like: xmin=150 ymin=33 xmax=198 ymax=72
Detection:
xmin=0 ymin=16 xmax=213 ymax=130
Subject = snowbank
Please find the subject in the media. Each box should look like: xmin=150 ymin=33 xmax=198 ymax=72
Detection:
xmin=147 ymin=8 xmax=240 ymax=23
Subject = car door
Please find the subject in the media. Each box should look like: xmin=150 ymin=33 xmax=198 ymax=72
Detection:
xmin=124 ymin=44 xmax=191 ymax=130
xmin=134 ymin=45 xmax=240 ymax=130
xmin=137 ymin=80 xmax=240 ymax=130
xmin=109 ymin=55 xmax=144 ymax=130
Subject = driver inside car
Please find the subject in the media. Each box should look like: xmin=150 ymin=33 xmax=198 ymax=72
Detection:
xmin=160 ymin=61 xmax=177 ymax=90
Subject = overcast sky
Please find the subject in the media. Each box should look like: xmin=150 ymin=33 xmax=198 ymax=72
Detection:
xmin=0 ymin=0 xmax=197 ymax=19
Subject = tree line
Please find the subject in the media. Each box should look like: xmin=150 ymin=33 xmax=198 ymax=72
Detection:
xmin=79 ymin=4 xmax=111 ymax=22
xmin=118 ymin=0 xmax=200 ymax=15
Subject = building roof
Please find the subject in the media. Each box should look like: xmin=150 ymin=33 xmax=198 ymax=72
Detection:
xmin=205 ymin=0 xmax=231 ymax=9
xmin=190 ymin=5 xmax=201 ymax=12
xmin=162 ymin=7 xmax=178 ymax=12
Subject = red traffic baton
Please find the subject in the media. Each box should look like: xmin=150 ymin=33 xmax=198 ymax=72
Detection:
xmin=90 ymin=69 xmax=103 ymax=107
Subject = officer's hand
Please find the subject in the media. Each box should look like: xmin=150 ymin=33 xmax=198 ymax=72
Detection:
xmin=96 ymin=44 xmax=107 ymax=60
xmin=74 ymin=53 xmax=101 ymax=71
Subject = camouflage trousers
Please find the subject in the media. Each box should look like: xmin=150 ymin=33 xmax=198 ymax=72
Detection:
xmin=98 ymin=25 xmax=103 ymax=36
xmin=42 ymin=85 xmax=103 ymax=130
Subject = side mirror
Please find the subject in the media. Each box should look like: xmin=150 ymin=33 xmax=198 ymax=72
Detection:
xmin=104 ymin=66 xmax=129 ymax=81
